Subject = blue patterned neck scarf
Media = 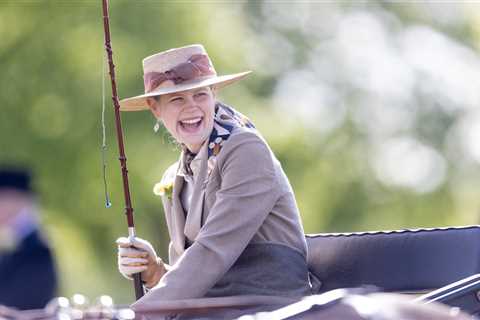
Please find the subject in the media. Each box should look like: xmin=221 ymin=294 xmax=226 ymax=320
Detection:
xmin=207 ymin=102 xmax=255 ymax=158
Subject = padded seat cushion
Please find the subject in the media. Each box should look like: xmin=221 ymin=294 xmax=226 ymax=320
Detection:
xmin=306 ymin=226 xmax=480 ymax=293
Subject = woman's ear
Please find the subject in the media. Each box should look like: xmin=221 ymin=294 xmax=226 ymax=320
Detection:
xmin=210 ymin=86 xmax=217 ymax=98
xmin=147 ymin=97 xmax=162 ymax=119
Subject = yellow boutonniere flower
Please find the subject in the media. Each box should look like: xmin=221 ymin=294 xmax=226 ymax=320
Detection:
xmin=153 ymin=181 xmax=174 ymax=199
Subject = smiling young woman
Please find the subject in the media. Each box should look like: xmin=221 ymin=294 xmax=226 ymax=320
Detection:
xmin=115 ymin=45 xmax=311 ymax=314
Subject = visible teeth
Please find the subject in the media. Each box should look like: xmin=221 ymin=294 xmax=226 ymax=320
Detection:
xmin=181 ymin=118 xmax=201 ymax=124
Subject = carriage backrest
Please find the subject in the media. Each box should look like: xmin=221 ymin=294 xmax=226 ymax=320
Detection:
xmin=306 ymin=226 xmax=480 ymax=294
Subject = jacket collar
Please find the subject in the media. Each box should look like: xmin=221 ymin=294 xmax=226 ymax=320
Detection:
xmin=171 ymin=142 xmax=209 ymax=253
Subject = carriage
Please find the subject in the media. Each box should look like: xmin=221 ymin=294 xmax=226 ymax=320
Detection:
xmin=1 ymin=225 xmax=478 ymax=319
xmin=129 ymin=225 xmax=480 ymax=319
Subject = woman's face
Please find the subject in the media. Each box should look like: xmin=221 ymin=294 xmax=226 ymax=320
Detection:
xmin=148 ymin=85 xmax=216 ymax=153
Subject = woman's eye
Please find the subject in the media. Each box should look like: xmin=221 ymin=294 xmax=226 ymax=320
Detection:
xmin=170 ymin=97 xmax=183 ymax=103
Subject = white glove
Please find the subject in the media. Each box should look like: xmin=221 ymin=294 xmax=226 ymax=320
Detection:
xmin=116 ymin=236 xmax=167 ymax=288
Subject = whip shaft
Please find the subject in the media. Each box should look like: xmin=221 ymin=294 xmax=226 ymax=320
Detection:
xmin=101 ymin=0 xmax=144 ymax=300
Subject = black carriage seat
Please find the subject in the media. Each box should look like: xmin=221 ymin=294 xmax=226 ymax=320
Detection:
xmin=306 ymin=225 xmax=480 ymax=294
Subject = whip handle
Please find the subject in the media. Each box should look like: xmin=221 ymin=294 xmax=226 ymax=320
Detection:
xmin=133 ymin=273 xmax=144 ymax=300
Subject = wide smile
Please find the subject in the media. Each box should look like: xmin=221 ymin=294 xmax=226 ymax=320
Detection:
xmin=178 ymin=117 xmax=203 ymax=133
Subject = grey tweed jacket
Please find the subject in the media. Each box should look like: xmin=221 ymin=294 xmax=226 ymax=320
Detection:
xmin=132 ymin=126 xmax=308 ymax=307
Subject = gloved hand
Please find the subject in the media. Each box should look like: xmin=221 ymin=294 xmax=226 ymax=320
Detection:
xmin=116 ymin=236 xmax=167 ymax=288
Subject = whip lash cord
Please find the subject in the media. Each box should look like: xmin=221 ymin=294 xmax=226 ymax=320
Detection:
xmin=101 ymin=52 xmax=112 ymax=208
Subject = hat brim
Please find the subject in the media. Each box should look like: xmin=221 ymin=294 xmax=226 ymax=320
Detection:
xmin=119 ymin=71 xmax=251 ymax=111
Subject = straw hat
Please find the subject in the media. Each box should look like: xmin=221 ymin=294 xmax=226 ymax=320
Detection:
xmin=119 ymin=44 xmax=251 ymax=111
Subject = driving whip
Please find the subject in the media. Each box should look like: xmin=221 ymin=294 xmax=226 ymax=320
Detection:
xmin=101 ymin=0 xmax=144 ymax=300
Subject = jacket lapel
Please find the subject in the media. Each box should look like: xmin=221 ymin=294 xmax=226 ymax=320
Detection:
xmin=170 ymin=163 xmax=186 ymax=254
xmin=184 ymin=144 xmax=208 ymax=242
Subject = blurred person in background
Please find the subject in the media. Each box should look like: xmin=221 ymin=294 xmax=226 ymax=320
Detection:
xmin=0 ymin=168 xmax=57 ymax=310
xmin=116 ymin=44 xmax=312 ymax=309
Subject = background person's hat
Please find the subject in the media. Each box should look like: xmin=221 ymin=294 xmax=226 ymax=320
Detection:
xmin=0 ymin=167 xmax=33 ymax=193
xmin=119 ymin=44 xmax=251 ymax=111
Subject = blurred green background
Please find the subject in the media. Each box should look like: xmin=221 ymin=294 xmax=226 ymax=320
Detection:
xmin=1 ymin=0 xmax=480 ymax=304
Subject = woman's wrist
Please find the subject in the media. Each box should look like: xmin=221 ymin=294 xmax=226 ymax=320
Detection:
xmin=144 ymin=258 xmax=168 ymax=289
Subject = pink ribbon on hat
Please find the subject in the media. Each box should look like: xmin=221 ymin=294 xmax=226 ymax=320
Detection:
xmin=143 ymin=54 xmax=216 ymax=93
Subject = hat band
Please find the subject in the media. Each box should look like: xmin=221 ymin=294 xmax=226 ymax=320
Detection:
xmin=143 ymin=54 xmax=216 ymax=93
